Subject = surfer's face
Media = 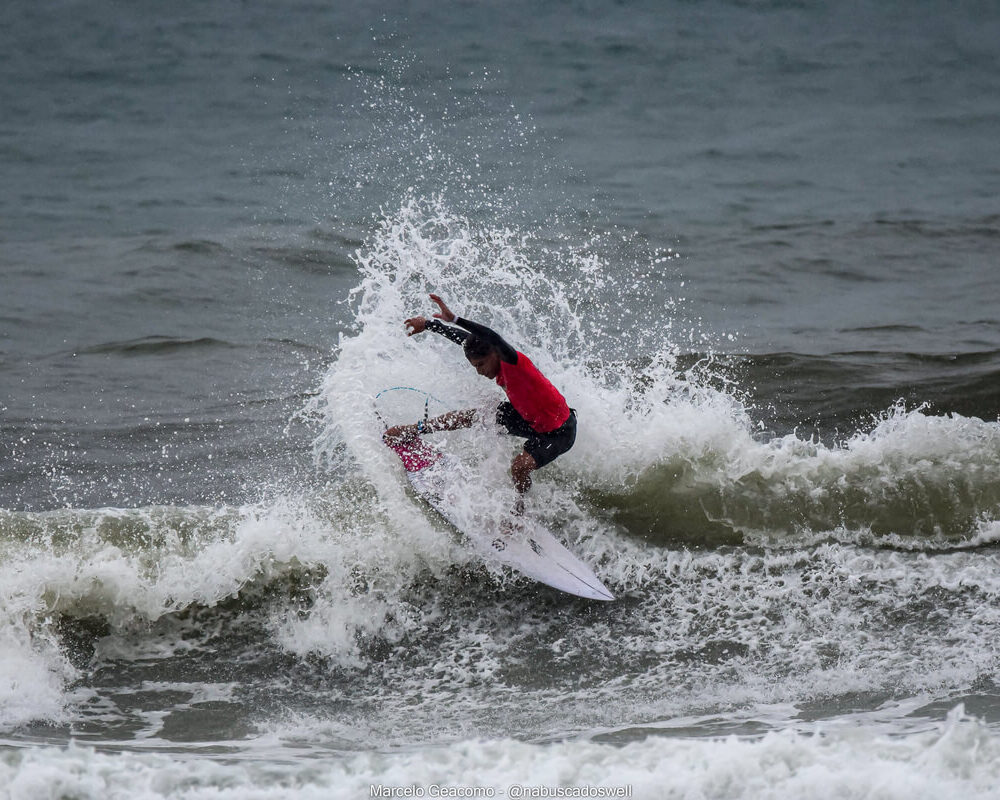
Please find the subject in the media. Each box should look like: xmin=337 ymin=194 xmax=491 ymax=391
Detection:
xmin=468 ymin=351 xmax=501 ymax=379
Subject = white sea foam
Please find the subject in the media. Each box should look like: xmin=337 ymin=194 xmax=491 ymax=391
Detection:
xmin=2 ymin=707 xmax=999 ymax=800
xmin=0 ymin=493 xmax=469 ymax=727
xmin=0 ymin=624 xmax=73 ymax=729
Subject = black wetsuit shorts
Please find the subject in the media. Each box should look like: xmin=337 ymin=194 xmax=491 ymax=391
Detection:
xmin=495 ymin=402 xmax=577 ymax=468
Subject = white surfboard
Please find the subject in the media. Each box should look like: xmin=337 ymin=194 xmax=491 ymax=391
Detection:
xmin=385 ymin=434 xmax=614 ymax=602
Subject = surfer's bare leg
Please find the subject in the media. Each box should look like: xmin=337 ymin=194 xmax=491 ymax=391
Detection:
xmin=510 ymin=451 xmax=537 ymax=515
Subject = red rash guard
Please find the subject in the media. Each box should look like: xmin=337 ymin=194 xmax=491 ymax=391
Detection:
xmin=496 ymin=353 xmax=570 ymax=433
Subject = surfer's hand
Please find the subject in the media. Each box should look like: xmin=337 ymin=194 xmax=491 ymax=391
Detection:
xmin=384 ymin=424 xmax=418 ymax=445
xmin=404 ymin=316 xmax=427 ymax=336
xmin=429 ymin=293 xmax=457 ymax=323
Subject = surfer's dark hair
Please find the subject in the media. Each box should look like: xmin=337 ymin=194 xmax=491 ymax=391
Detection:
xmin=463 ymin=334 xmax=493 ymax=360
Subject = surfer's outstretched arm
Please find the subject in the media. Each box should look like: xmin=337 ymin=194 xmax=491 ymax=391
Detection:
xmin=422 ymin=409 xmax=476 ymax=433
xmin=384 ymin=409 xmax=476 ymax=445
xmin=430 ymin=292 xmax=517 ymax=363
xmin=406 ymin=315 xmax=468 ymax=344
xmin=405 ymin=294 xmax=518 ymax=364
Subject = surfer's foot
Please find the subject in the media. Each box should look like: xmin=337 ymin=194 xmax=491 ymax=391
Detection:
xmin=499 ymin=498 xmax=525 ymax=534
xmin=499 ymin=516 xmax=523 ymax=535
xmin=511 ymin=496 xmax=525 ymax=517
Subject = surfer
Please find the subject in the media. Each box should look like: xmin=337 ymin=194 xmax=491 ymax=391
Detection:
xmin=384 ymin=294 xmax=576 ymax=513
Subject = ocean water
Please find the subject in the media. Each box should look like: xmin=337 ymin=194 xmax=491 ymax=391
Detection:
xmin=2 ymin=0 xmax=1000 ymax=797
